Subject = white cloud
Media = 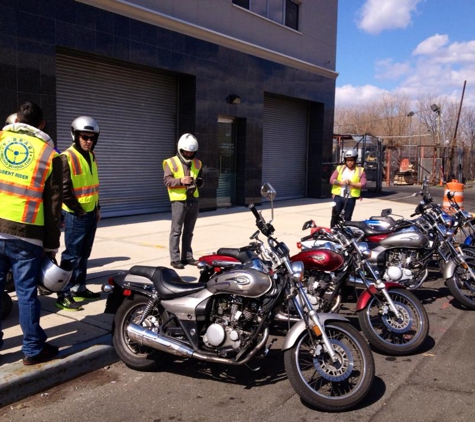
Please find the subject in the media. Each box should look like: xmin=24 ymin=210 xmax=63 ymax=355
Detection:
xmin=357 ymin=0 xmax=422 ymax=35
xmin=413 ymin=34 xmax=449 ymax=55
xmin=375 ymin=58 xmax=412 ymax=80
xmin=336 ymin=84 xmax=389 ymax=106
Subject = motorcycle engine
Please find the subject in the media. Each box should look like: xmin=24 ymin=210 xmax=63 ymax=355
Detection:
xmin=203 ymin=296 xmax=259 ymax=356
xmin=384 ymin=249 xmax=423 ymax=283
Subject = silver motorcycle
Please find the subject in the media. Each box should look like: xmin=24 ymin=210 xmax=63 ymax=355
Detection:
xmin=102 ymin=183 xmax=375 ymax=412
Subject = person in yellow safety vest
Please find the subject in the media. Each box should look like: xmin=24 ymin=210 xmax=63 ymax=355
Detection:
xmin=163 ymin=133 xmax=203 ymax=270
xmin=56 ymin=116 xmax=101 ymax=311
xmin=329 ymin=148 xmax=367 ymax=228
xmin=0 ymin=101 xmax=63 ymax=365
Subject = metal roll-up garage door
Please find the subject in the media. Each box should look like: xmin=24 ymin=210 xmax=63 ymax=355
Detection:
xmin=56 ymin=53 xmax=177 ymax=217
xmin=263 ymin=95 xmax=308 ymax=200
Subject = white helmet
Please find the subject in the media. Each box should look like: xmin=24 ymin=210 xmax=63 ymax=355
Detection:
xmin=344 ymin=149 xmax=358 ymax=161
xmin=70 ymin=116 xmax=100 ymax=141
xmin=177 ymin=133 xmax=198 ymax=164
xmin=5 ymin=113 xmax=17 ymax=125
xmin=39 ymin=256 xmax=73 ymax=293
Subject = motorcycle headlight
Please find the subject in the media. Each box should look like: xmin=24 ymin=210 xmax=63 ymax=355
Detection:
xmin=356 ymin=242 xmax=371 ymax=258
xmin=291 ymin=261 xmax=304 ymax=282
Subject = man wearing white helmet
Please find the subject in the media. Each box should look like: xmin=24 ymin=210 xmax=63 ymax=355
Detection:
xmin=56 ymin=116 xmax=101 ymax=311
xmin=163 ymin=133 xmax=203 ymax=269
xmin=329 ymin=148 xmax=367 ymax=227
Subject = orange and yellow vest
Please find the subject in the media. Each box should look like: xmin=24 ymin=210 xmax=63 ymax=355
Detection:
xmin=62 ymin=146 xmax=99 ymax=213
xmin=163 ymin=156 xmax=202 ymax=201
xmin=331 ymin=165 xmax=364 ymax=198
xmin=0 ymin=130 xmax=57 ymax=226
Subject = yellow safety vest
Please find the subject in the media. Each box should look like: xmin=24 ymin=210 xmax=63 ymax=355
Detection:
xmin=0 ymin=130 xmax=56 ymax=225
xmin=331 ymin=165 xmax=363 ymax=198
xmin=62 ymin=146 xmax=99 ymax=213
xmin=163 ymin=156 xmax=202 ymax=201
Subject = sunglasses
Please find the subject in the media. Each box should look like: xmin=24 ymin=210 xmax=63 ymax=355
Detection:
xmin=79 ymin=134 xmax=95 ymax=141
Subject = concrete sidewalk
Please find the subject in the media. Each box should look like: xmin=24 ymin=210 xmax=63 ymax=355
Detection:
xmin=0 ymin=195 xmax=419 ymax=408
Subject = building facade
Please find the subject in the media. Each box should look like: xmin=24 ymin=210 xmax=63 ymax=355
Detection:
xmin=0 ymin=0 xmax=338 ymax=217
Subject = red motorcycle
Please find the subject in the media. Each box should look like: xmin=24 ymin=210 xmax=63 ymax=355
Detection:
xmin=199 ymin=218 xmax=429 ymax=356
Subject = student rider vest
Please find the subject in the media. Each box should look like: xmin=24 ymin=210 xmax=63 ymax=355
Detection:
xmin=62 ymin=146 xmax=99 ymax=213
xmin=0 ymin=129 xmax=57 ymax=226
xmin=331 ymin=165 xmax=363 ymax=198
xmin=163 ymin=156 xmax=202 ymax=201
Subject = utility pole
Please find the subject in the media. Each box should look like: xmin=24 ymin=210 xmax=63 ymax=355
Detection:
xmin=430 ymin=104 xmax=441 ymax=185
xmin=447 ymin=80 xmax=466 ymax=182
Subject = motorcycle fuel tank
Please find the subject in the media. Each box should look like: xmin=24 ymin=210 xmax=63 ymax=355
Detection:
xmin=207 ymin=267 xmax=273 ymax=298
xmin=379 ymin=231 xmax=429 ymax=249
xmin=291 ymin=248 xmax=344 ymax=272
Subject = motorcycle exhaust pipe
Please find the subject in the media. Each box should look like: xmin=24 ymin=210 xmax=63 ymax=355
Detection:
xmin=127 ymin=323 xmax=194 ymax=358
xmin=346 ymin=275 xmax=365 ymax=287
xmin=126 ymin=324 xmax=269 ymax=365
xmin=274 ymin=311 xmax=300 ymax=323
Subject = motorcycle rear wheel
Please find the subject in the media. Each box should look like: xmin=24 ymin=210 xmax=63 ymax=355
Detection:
xmin=446 ymin=256 xmax=475 ymax=310
xmin=113 ymin=295 xmax=166 ymax=371
xmin=284 ymin=321 xmax=374 ymax=412
xmin=358 ymin=288 xmax=429 ymax=356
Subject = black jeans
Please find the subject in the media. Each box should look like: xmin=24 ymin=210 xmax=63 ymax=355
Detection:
xmin=331 ymin=195 xmax=357 ymax=228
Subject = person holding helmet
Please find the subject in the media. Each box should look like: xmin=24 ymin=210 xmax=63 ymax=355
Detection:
xmin=163 ymin=133 xmax=203 ymax=269
xmin=4 ymin=113 xmax=17 ymax=126
xmin=329 ymin=148 xmax=367 ymax=228
xmin=56 ymin=116 xmax=101 ymax=311
xmin=0 ymin=101 xmax=63 ymax=365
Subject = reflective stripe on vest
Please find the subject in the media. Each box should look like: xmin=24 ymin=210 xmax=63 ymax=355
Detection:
xmin=0 ymin=130 xmax=56 ymax=225
xmin=163 ymin=156 xmax=202 ymax=201
xmin=62 ymin=147 xmax=99 ymax=213
xmin=331 ymin=165 xmax=363 ymax=197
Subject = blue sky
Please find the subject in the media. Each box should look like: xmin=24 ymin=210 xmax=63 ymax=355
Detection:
xmin=335 ymin=0 xmax=475 ymax=107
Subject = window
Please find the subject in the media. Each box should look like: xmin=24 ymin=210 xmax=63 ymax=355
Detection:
xmin=285 ymin=0 xmax=299 ymax=30
xmin=233 ymin=0 xmax=250 ymax=8
xmin=233 ymin=0 xmax=300 ymax=31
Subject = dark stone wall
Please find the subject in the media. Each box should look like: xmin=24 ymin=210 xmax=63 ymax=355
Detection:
xmin=0 ymin=0 xmax=335 ymax=207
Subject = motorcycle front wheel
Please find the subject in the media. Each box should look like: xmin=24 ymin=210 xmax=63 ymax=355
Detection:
xmin=446 ymin=256 xmax=475 ymax=310
xmin=113 ymin=294 xmax=167 ymax=371
xmin=283 ymin=321 xmax=374 ymax=412
xmin=358 ymin=288 xmax=429 ymax=356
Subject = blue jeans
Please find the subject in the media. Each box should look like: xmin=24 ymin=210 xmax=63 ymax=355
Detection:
xmin=0 ymin=238 xmax=47 ymax=356
xmin=60 ymin=210 xmax=98 ymax=298
xmin=331 ymin=195 xmax=357 ymax=228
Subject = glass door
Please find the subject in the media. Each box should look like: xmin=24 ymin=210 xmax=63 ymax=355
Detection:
xmin=216 ymin=117 xmax=237 ymax=207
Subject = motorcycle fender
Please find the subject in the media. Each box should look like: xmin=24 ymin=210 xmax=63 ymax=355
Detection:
xmin=355 ymin=282 xmax=401 ymax=311
xmin=443 ymin=258 xmax=459 ymax=280
xmin=281 ymin=313 xmax=349 ymax=352
xmin=104 ymin=274 xmax=153 ymax=314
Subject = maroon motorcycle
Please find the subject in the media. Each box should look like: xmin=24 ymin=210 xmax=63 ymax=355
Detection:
xmin=199 ymin=219 xmax=429 ymax=356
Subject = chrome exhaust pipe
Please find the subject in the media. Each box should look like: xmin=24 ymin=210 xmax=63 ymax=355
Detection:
xmin=274 ymin=311 xmax=300 ymax=323
xmin=127 ymin=324 xmax=194 ymax=358
xmin=126 ymin=324 xmax=269 ymax=365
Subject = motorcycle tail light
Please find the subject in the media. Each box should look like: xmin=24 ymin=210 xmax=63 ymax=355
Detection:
xmin=296 ymin=241 xmax=302 ymax=249
xmin=122 ymin=289 xmax=132 ymax=296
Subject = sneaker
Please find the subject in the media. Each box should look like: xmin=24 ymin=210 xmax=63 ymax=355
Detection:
xmin=72 ymin=289 xmax=101 ymax=301
xmin=55 ymin=295 xmax=84 ymax=311
xmin=171 ymin=261 xmax=185 ymax=269
xmin=23 ymin=343 xmax=59 ymax=366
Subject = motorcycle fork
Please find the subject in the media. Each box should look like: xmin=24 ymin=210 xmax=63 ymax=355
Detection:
xmin=292 ymin=282 xmax=338 ymax=363
xmin=357 ymin=261 xmax=403 ymax=319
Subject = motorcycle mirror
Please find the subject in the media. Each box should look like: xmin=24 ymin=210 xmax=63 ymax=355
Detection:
xmin=261 ymin=182 xmax=276 ymax=221
xmin=301 ymin=220 xmax=316 ymax=231
xmin=380 ymin=208 xmax=392 ymax=217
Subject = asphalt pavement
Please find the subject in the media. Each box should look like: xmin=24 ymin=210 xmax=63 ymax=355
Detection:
xmin=0 ymin=182 xmax=473 ymax=409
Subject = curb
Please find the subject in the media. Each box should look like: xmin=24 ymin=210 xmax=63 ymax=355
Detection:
xmin=0 ymin=334 xmax=118 ymax=409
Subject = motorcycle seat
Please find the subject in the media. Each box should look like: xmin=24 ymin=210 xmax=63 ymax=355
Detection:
xmin=216 ymin=247 xmax=255 ymax=263
xmin=343 ymin=221 xmax=394 ymax=236
xmin=129 ymin=265 xmax=207 ymax=299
